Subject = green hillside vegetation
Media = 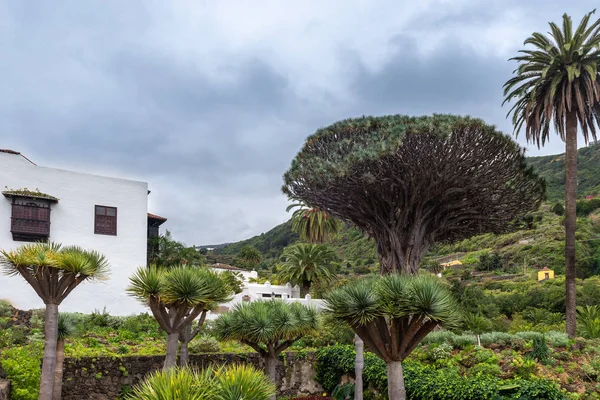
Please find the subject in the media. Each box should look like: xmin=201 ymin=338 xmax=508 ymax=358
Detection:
xmin=527 ymin=142 xmax=600 ymax=201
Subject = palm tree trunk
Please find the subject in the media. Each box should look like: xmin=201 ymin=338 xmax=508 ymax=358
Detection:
xmin=179 ymin=325 xmax=191 ymax=367
xmin=265 ymin=356 xmax=279 ymax=400
xmin=39 ymin=303 xmax=59 ymax=400
xmin=301 ymin=281 xmax=311 ymax=297
xmin=52 ymin=338 xmax=65 ymax=400
xmin=565 ymin=110 xmax=578 ymax=338
xmin=163 ymin=332 xmax=180 ymax=369
xmin=386 ymin=361 xmax=406 ymax=400
xmin=354 ymin=335 xmax=364 ymax=400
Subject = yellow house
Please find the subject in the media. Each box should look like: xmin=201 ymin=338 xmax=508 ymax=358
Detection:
xmin=538 ymin=267 xmax=555 ymax=281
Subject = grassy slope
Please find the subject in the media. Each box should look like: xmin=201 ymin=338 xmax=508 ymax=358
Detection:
xmin=211 ymin=143 xmax=600 ymax=274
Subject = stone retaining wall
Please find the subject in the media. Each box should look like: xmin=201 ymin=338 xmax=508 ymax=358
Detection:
xmin=61 ymin=352 xmax=321 ymax=400
xmin=0 ymin=380 xmax=10 ymax=400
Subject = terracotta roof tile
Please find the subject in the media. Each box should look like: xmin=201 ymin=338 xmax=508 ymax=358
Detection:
xmin=147 ymin=213 xmax=167 ymax=221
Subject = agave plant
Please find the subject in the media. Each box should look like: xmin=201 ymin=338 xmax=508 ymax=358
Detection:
xmin=214 ymin=300 xmax=318 ymax=399
xmin=0 ymin=243 xmax=109 ymax=400
xmin=127 ymin=365 xmax=275 ymax=400
xmin=127 ymin=265 xmax=232 ymax=369
xmin=577 ymin=305 xmax=600 ymax=339
xmin=326 ymin=274 xmax=460 ymax=400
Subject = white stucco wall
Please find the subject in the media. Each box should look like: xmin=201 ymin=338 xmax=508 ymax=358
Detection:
xmin=0 ymin=152 xmax=148 ymax=315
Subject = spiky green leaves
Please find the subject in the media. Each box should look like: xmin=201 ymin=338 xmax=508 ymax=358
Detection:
xmin=325 ymin=274 xmax=460 ymax=362
xmin=214 ymin=301 xmax=319 ymax=357
xmin=279 ymin=243 xmax=336 ymax=293
xmin=503 ymin=10 xmax=600 ymax=146
xmin=127 ymin=365 xmax=276 ymax=400
xmin=127 ymin=266 xmax=232 ymax=308
xmin=0 ymin=242 xmax=110 ymax=304
xmin=286 ymin=201 xmax=342 ymax=243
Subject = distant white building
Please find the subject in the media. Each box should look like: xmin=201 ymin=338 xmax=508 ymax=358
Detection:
xmin=206 ymin=263 xmax=325 ymax=319
xmin=0 ymin=149 xmax=166 ymax=315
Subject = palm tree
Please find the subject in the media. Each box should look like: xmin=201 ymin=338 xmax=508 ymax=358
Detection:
xmin=239 ymin=245 xmax=262 ymax=268
xmin=0 ymin=243 xmax=109 ymax=400
xmin=286 ymin=200 xmax=342 ymax=243
xmin=325 ymin=274 xmax=460 ymax=400
xmin=503 ymin=10 xmax=600 ymax=338
xmin=127 ymin=265 xmax=232 ymax=369
xmin=279 ymin=243 xmax=336 ymax=296
xmin=149 ymin=230 xmax=205 ymax=268
xmin=53 ymin=313 xmax=77 ymax=400
xmin=214 ymin=300 xmax=318 ymax=399
xmin=462 ymin=313 xmax=491 ymax=347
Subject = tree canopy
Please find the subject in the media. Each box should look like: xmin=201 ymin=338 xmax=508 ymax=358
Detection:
xmin=283 ymin=114 xmax=546 ymax=274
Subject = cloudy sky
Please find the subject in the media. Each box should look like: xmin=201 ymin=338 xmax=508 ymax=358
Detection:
xmin=1 ymin=1 xmax=597 ymax=245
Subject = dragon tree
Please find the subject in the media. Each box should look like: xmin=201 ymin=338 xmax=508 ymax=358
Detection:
xmin=282 ymin=114 xmax=545 ymax=274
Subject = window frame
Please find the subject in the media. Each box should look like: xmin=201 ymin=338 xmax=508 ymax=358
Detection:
xmin=94 ymin=205 xmax=117 ymax=236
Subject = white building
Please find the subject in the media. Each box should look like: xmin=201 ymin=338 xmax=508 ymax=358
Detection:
xmin=0 ymin=149 xmax=165 ymax=315
xmin=206 ymin=262 xmax=325 ymax=319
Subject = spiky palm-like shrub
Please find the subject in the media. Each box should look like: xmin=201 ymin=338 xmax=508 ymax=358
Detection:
xmin=126 ymin=365 xmax=275 ymax=400
xmin=127 ymin=266 xmax=232 ymax=369
xmin=577 ymin=305 xmax=600 ymax=338
xmin=325 ymin=274 xmax=460 ymax=400
xmin=0 ymin=243 xmax=109 ymax=400
xmin=214 ymin=300 xmax=318 ymax=398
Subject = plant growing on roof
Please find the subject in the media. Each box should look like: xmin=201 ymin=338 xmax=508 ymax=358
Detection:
xmin=0 ymin=243 xmax=109 ymax=400
xmin=282 ymin=114 xmax=545 ymax=275
xmin=325 ymin=274 xmax=461 ymax=400
xmin=127 ymin=265 xmax=232 ymax=369
xmin=214 ymin=300 xmax=319 ymax=399
xmin=503 ymin=10 xmax=600 ymax=338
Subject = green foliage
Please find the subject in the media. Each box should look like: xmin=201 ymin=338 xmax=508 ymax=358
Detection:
xmin=0 ymin=343 xmax=42 ymax=400
xmin=220 ymin=271 xmax=244 ymax=295
xmin=127 ymin=365 xmax=276 ymax=400
xmin=577 ymin=305 xmax=600 ymax=339
xmin=279 ymin=243 xmax=336 ymax=293
xmin=148 ymin=230 xmax=205 ymax=268
xmin=188 ymin=335 xmax=220 ymax=353
xmin=551 ymin=202 xmax=565 ymax=216
xmin=0 ymin=299 xmax=11 ymax=318
xmin=477 ymin=252 xmax=504 ymax=272
xmin=528 ymin=335 xmax=551 ymax=365
xmin=332 ymin=383 xmax=355 ymax=400
xmin=287 ymin=200 xmax=342 ymax=244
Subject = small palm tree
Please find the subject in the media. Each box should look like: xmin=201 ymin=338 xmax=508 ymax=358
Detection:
xmin=214 ymin=300 xmax=318 ymax=398
xmin=127 ymin=265 xmax=232 ymax=369
xmin=286 ymin=200 xmax=342 ymax=243
xmin=53 ymin=313 xmax=77 ymax=400
xmin=279 ymin=243 xmax=336 ymax=296
xmin=325 ymin=274 xmax=460 ymax=400
xmin=503 ymin=10 xmax=600 ymax=338
xmin=0 ymin=243 xmax=109 ymax=400
xmin=462 ymin=313 xmax=491 ymax=346
xmin=239 ymin=245 xmax=262 ymax=268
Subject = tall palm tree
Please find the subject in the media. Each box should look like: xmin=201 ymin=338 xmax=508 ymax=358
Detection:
xmin=214 ymin=300 xmax=319 ymax=400
xmin=0 ymin=243 xmax=109 ymax=400
xmin=326 ymin=274 xmax=460 ymax=400
xmin=53 ymin=313 xmax=77 ymax=400
xmin=286 ymin=200 xmax=342 ymax=244
xmin=503 ymin=10 xmax=600 ymax=338
xmin=127 ymin=265 xmax=231 ymax=369
xmin=279 ymin=243 xmax=336 ymax=296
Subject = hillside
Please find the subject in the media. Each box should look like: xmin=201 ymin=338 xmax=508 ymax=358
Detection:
xmin=209 ymin=143 xmax=600 ymax=275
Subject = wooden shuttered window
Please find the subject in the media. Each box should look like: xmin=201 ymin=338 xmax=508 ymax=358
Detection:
xmin=94 ymin=205 xmax=117 ymax=235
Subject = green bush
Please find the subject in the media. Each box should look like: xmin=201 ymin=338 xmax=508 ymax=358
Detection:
xmin=428 ymin=343 xmax=453 ymax=361
xmin=528 ymin=335 xmax=551 ymax=365
xmin=0 ymin=344 xmax=42 ymax=400
xmin=0 ymin=299 xmax=12 ymax=318
xmin=188 ymin=335 xmax=220 ymax=353
xmin=469 ymin=363 xmax=502 ymax=377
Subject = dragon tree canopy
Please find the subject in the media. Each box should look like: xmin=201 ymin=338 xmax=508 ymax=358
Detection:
xmin=282 ymin=114 xmax=545 ymax=274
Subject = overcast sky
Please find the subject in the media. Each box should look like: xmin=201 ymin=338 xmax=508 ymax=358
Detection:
xmin=1 ymin=1 xmax=598 ymax=245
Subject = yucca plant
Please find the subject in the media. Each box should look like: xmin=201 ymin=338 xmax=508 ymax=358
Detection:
xmin=126 ymin=367 xmax=218 ymax=400
xmin=325 ymin=274 xmax=460 ymax=400
xmin=53 ymin=313 xmax=77 ymax=400
xmin=216 ymin=364 xmax=276 ymax=400
xmin=577 ymin=305 xmax=600 ymax=338
xmin=503 ymin=10 xmax=600 ymax=338
xmin=127 ymin=265 xmax=232 ymax=369
xmin=286 ymin=200 xmax=342 ymax=244
xmin=279 ymin=243 xmax=336 ymax=296
xmin=0 ymin=243 xmax=109 ymax=400
xmin=127 ymin=365 xmax=274 ymax=400
xmin=214 ymin=300 xmax=318 ymax=399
